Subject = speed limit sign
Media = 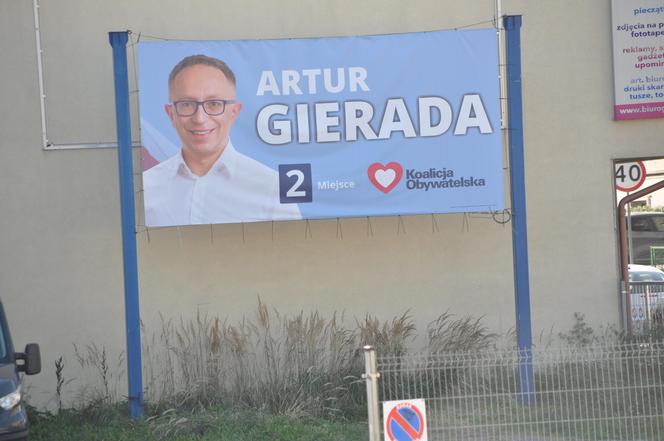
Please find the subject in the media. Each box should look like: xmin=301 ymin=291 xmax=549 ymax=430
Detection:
xmin=615 ymin=161 xmax=646 ymax=192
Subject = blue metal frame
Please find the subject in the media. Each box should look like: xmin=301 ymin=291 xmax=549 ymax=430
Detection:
xmin=108 ymin=31 xmax=144 ymax=418
xmin=504 ymin=15 xmax=535 ymax=404
xmin=106 ymin=21 xmax=533 ymax=414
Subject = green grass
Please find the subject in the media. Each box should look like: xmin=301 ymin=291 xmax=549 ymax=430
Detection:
xmin=28 ymin=405 xmax=368 ymax=441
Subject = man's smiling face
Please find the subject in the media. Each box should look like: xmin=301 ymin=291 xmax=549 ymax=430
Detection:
xmin=165 ymin=64 xmax=241 ymax=164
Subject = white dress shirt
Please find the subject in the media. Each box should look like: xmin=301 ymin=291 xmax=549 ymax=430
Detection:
xmin=143 ymin=141 xmax=301 ymax=227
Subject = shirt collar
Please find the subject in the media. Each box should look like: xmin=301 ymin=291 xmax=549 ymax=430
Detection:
xmin=210 ymin=140 xmax=239 ymax=178
xmin=174 ymin=140 xmax=239 ymax=179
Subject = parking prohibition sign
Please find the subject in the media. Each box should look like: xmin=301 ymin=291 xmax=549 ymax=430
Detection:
xmin=383 ymin=399 xmax=428 ymax=441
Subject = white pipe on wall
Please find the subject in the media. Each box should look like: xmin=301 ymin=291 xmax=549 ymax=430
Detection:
xmin=32 ymin=0 xmax=49 ymax=149
xmin=32 ymin=0 xmax=140 ymax=150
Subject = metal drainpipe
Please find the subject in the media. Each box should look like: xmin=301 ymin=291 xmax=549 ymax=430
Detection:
xmin=617 ymin=178 xmax=664 ymax=335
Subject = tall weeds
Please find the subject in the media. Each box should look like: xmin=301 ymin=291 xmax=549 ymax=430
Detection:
xmin=63 ymin=302 xmax=496 ymax=419
xmin=142 ymin=301 xmax=364 ymax=418
xmin=357 ymin=311 xmax=416 ymax=356
xmin=139 ymin=302 xmax=495 ymax=419
xmin=426 ymin=311 xmax=496 ymax=353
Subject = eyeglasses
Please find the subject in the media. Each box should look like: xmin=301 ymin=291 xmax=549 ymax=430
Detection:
xmin=171 ymin=99 xmax=236 ymax=117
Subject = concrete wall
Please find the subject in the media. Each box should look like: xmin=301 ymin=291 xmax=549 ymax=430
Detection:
xmin=1 ymin=0 xmax=662 ymax=408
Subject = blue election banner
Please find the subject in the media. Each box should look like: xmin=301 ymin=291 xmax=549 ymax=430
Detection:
xmin=137 ymin=29 xmax=503 ymax=227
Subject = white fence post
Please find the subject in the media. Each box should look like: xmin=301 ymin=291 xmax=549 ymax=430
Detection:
xmin=363 ymin=345 xmax=381 ymax=441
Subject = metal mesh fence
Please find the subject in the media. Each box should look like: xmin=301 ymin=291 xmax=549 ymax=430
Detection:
xmin=375 ymin=344 xmax=664 ymax=441
xmin=630 ymin=282 xmax=664 ymax=335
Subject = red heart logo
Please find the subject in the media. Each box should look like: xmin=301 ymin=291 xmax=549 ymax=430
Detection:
xmin=368 ymin=162 xmax=403 ymax=194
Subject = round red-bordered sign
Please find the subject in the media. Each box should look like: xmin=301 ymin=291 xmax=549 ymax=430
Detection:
xmin=385 ymin=402 xmax=425 ymax=441
xmin=615 ymin=161 xmax=646 ymax=192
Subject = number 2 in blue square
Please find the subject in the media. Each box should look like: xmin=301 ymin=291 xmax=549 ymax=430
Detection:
xmin=279 ymin=164 xmax=312 ymax=204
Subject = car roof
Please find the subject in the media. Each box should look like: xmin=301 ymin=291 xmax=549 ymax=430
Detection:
xmin=628 ymin=264 xmax=664 ymax=273
xmin=628 ymin=212 xmax=663 ymax=217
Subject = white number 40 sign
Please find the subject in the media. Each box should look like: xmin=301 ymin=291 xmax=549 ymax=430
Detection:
xmin=615 ymin=161 xmax=646 ymax=192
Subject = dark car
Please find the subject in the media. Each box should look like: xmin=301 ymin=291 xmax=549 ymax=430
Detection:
xmin=627 ymin=212 xmax=664 ymax=265
xmin=0 ymin=301 xmax=40 ymax=441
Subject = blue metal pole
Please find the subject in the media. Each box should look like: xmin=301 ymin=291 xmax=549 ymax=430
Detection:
xmin=108 ymin=31 xmax=144 ymax=418
xmin=503 ymin=15 xmax=535 ymax=404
